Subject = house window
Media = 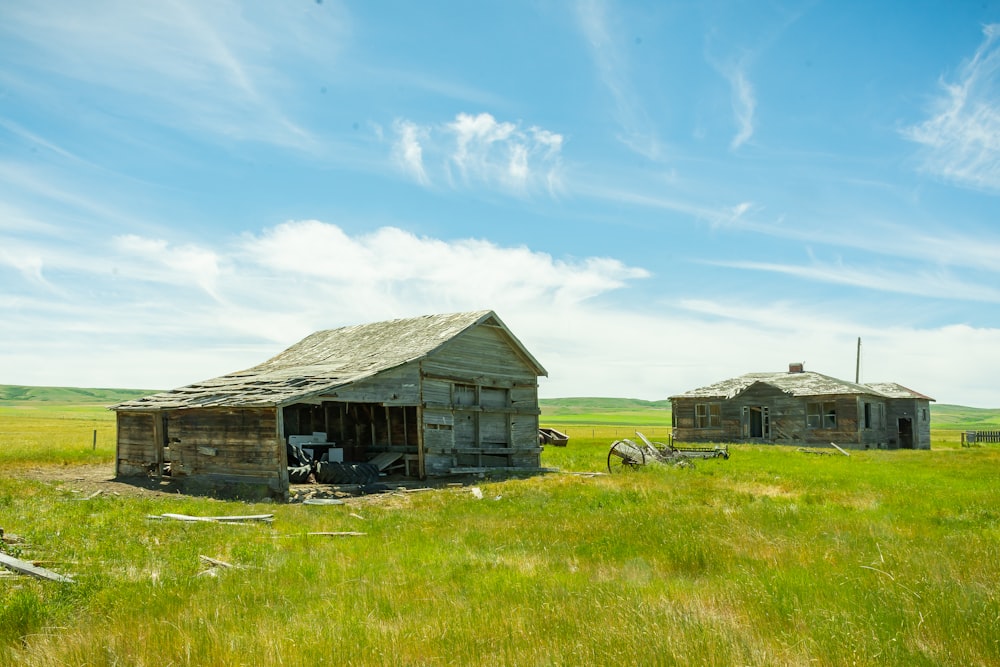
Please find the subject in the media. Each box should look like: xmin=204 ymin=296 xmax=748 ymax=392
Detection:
xmin=921 ymin=408 xmax=928 ymax=422
xmin=695 ymin=403 xmax=721 ymax=428
xmin=864 ymin=402 xmax=872 ymax=429
xmin=807 ymin=401 xmax=837 ymax=429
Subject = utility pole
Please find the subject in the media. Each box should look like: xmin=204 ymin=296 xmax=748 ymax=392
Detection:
xmin=855 ymin=337 xmax=861 ymax=384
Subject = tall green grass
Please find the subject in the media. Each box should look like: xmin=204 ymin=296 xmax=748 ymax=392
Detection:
xmin=0 ymin=406 xmax=116 ymax=466
xmin=2 ymin=409 xmax=999 ymax=665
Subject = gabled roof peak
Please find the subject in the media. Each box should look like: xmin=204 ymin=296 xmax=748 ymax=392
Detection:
xmin=114 ymin=310 xmax=545 ymax=410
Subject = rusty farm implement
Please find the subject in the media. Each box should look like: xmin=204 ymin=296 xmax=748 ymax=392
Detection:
xmin=607 ymin=431 xmax=729 ymax=473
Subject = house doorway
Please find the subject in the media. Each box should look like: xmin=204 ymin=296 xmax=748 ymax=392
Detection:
xmin=742 ymin=406 xmax=770 ymax=440
xmin=898 ymin=418 xmax=913 ymax=449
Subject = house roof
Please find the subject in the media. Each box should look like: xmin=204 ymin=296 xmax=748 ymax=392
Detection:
xmin=669 ymin=371 xmax=935 ymax=402
xmin=113 ymin=310 xmax=546 ymax=411
xmin=863 ymin=382 xmax=935 ymax=402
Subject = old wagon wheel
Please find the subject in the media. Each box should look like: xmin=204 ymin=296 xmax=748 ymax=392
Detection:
xmin=607 ymin=439 xmax=645 ymax=473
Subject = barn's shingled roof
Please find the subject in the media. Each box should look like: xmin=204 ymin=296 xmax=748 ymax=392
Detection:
xmin=670 ymin=371 xmax=935 ymax=402
xmin=113 ymin=310 xmax=546 ymax=410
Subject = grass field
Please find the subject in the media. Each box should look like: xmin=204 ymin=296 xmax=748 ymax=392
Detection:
xmin=2 ymin=398 xmax=1000 ymax=665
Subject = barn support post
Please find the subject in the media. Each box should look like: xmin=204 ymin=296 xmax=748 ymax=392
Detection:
xmin=151 ymin=410 xmax=164 ymax=480
xmin=339 ymin=403 xmax=346 ymax=443
xmin=416 ymin=404 xmax=426 ymax=479
xmin=114 ymin=415 xmax=121 ymax=477
xmin=276 ymin=405 xmax=290 ymax=500
xmin=417 ymin=365 xmax=426 ymax=479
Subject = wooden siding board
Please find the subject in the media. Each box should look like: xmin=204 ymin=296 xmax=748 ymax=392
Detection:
xmin=416 ymin=328 xmax=540 ymax=471
xmin=422 ymin=379 xmax=451 ymax=405
xmin=454 ymin=411 xmax=476 ymax=447
xmin=673 ymin=392 xmax=872 ymax=446
xmin=422 ymin=326 xmax=537 ymax=383
xmin=314 ymin=364 xmax=420 ymax=405
xmin=165 ymin=407 xmax=279 ymax=479
xmin=116 ymin=411 xmax=158 ymax=475
xmin=480 ymin=413 xmax=509 ymax=445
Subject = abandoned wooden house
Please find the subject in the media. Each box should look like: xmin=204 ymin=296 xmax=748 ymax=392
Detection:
xmin=669 ymin=364 xmax=934 ymax=449
xmin=112 ymin=310 xmax=548 ymax=498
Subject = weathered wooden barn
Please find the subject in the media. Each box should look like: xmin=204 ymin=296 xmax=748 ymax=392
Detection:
xmin=113 ymin=311 xmax=547 ymax=498
xmin=670 ymin=364 xmax=934 ymax=449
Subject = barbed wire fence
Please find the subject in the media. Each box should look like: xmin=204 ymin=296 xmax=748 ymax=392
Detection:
xmin=542 ymin=425 xmax=672 ymax=439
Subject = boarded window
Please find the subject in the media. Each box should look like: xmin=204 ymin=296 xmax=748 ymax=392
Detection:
xmin=454 ymin=384 xmax=477 ymax=407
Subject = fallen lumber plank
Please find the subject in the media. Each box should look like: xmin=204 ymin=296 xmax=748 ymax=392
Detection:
xmin=829 ymin=442 xmax=851 ymax=457
xmin=0 ymin=552 xmax=75 ymax=583
xmin=148 ymin=513 xmax=274 ymax=523
xmin=200 ymin=555 xmax=236 ymax=569
xmin=307 ymin=531 xmax=366 ymax=537
xmin=367 ymin=451 xmax=403 ymax=471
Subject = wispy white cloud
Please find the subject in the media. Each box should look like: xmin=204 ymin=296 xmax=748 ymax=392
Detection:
xmin=672 ymin=198 xmax=1000 ymax=277
xmin=391 ymin=120 xmax=430 ymax=186
xmin=113 ymin=235 xmax=223 ymax=300
xmin=703 ymin=34 xmax=758 ymax=150
xmin=0 ymin=1 xmax=346 ymax=151
xmin=905 ymin=23 xmax=1000 ymax=191
xmin=727 ymin=63 xmax=756 ymax=149
xmin=709 ymin=258 xmax=1000 ymax=303
xmin=389 ymin=112 xmax=564 ymax=195
xmin=0 ymin=249 xmax=61 ymax=295
xmin=575 ymin=0 xmax=664 ymax=159
xmin=0 ymin=118 xmax=91 ymax=165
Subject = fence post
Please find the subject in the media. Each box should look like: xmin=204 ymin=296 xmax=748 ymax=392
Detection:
xmin=92 ymin=429 xmax=97 ymax=450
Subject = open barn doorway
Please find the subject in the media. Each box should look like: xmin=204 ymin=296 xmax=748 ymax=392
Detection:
xmin=282 ymin=401 xmax=421 ymax=482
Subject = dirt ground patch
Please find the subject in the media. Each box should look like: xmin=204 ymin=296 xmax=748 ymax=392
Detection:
xmin=8 ymin=463 xmax=487 ymax=504
xmin=10 ymin=463 xmax=188 ymax=498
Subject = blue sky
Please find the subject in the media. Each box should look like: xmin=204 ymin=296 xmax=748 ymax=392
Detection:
xmin=2 ymin=1 xmax=999 ymax=407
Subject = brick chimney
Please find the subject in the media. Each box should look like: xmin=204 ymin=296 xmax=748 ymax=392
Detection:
xmin=788 ymin=362 xmax=804 ymax=373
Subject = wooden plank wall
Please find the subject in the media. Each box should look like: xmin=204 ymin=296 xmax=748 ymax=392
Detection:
xmin=884 ymin=398 xmax=932 ymax=449
xmin=321 ymin=365 xmax=421 ymax=404
xmin=420 ymin=324 xmax=542 ymax=473
xmin=166 ymin=407 xmax=281 ymax=485
xmin=116 ymin=411 xmax=158 ymax=476
xmin=673 ymin=390 xmax=867 ymax=446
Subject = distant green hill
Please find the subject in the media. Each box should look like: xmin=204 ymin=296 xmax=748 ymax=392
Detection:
xmin=929 ymin=404 xmax=1000 ymax=430
xmin=0 ymin=384 xmax=159 ymax=406
xmin=539 ymin=397 xmax=673 ymax=426
xmin=539 ymin=397 xmax=671 ymax=415
xmin=3 ymin=386 xmax=997 ymax=430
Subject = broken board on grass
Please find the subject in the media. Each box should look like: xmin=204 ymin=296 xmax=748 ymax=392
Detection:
xmin=148 ymin=513 xmax=274 ymax=524
xmin=0 ymin=552 xmax=75 ymax=583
